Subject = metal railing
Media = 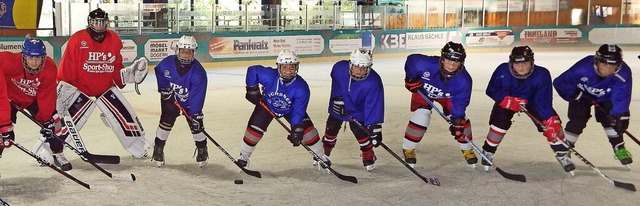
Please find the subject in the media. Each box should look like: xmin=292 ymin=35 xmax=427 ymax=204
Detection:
xmin=50 ymin=1 xmax=639 ymax=36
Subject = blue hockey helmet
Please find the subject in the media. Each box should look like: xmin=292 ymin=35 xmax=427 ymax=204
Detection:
xmin=22 ymin=38 xmax=47 ymax=74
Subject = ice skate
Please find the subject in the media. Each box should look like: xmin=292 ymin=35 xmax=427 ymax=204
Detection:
xmin=151 ymin=144 xmax=165 ymax=167
xmin=313 ymin=155 xmax=331 ymax=173
xmin=403 ymin=149 xmax=416 ymax=168
xmin=194 ymin=146 xmax=208 ymax=167
xmin=614 ymin=147 xmax=633 ymax=170
xmin=481 ymin=151 xmax=494 ymax=172
xmin=237 ymin=153 xmax=250 ymax=168
xmin=362 ymin=150 xmax=377 ymax=171
xmin=53 ymin=152 xmax=72 ymax=172
xmin=555 ymin=151 xmax=576 ymax=176
xmin=461 ymin=149 xmax=478 ymax=169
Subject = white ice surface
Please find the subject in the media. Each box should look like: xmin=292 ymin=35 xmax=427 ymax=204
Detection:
xmin=1 ymin=51 xmax=639 ymax=205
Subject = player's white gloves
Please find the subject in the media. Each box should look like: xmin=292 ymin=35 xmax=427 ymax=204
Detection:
xmin=121 ymin=57 xmax=149 ymax=85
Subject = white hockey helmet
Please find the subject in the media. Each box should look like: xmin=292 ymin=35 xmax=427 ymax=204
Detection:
xmin=276 ymin=50 xmax=299 ymax=82
xmin=176 ymin=35 xmax=197 ymax=65
xmin=349 ymin=48 xmax=373 ymax=81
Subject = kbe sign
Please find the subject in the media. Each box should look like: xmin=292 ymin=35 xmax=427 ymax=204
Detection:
xmin=381 ymin=33 xmax=406 ymax=49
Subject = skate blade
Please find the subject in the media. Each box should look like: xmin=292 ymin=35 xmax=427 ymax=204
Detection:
xmin=468 ymin=164 xmax=476 ymax=169
xmin=624 ymin=164 xmax=632 ymax=171
xmin=567 ymin=171 xmax=575 ymax=177
xmin=407 ymin=163 xmax=415 ymax=168
xmin=152 ymin=160 xmax=165 ymax=167
xmin=483 ymin=165 xmax=490 ymax=172
xmin=365 ymin=164 xmax=377 ymax=172
xmin=198 ymin=161 xmax=207 ymax=168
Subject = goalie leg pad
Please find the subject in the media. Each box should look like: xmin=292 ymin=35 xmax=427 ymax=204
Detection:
xmin=97 ymin=87 xmax=152 ymax=158
xmin=57 ymin=81 xmax=96 ymax=130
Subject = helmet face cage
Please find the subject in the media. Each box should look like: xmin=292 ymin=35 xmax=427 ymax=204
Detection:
xmin=349 ymin=48 xmax=373 ymax=81
xmin=594 ymin=44 xmax=622 ymax=76
xmin=440 ymin=42 xmax=466 ymax=76
xmin=276 ymin=50 xmax=300 ymax=81
xmin=176 ymin=35 xmax=198 ymax=65
xmin=87 ymin=8 xmax=109 ymax=42
xmin=509 ymin=46 xmax=535 ymax=79
xmin=22 ymin=38 xmax=47 ymax=74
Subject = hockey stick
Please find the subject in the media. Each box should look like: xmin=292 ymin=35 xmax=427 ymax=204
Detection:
xmin=0 ymin=197 xmax=8 ymax=206
xmin=257 ymin=101 xmax=358 ymax=183
xmin=173 ymin=101 xmax=262 ymax=178
xmin=592 ymin=102 xmax=640 ymax=146
xmin=14 ymin=107 xmax=135 ymax=181
xmin=417 ymin=91 xmax=527 ymax=182
xmin=8 ymin=139 xmax=92 ymax=189
xmin=344 ymin=114 xmax=440 ymax=186
xmin=520 ymin=105 xmax=636 ymax=191
xmin=10 ymin=103 xmax=120 ymax=164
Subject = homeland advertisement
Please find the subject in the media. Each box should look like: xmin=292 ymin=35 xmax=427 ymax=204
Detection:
xmin=519 ymin=28 xmax=581 ymax=44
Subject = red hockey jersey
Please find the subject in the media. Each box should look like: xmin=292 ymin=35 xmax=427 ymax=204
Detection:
xmin=0 ymin=70 xmax=10 ymax=127
xmin=0 ymin=52 xmax=58 ymax=123
xmin=58 ymin=29 xmax=125 ymax=97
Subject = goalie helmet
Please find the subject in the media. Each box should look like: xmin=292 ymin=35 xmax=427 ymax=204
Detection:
xmin=349 ymin=48 xmax=373 ymax=81
xmin=22 ymin=38 xmax=47 ymax=74
xmin=509 ymin=46 xmax=535 ymax=79
xmin=276 ymin=50 xmax=299 ymax=82
xmin=440 ymin=41 xmax=466 ymax=77
xmin=176 ymin=35 xmax=198 ymax=65
xmin=87 ymin=8 xmax=109 ymax=42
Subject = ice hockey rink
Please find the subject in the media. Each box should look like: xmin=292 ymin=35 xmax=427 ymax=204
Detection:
xmin=1 ymin=50 xmax=639 ymax=205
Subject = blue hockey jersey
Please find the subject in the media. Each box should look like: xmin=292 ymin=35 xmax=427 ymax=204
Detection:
xmin=246 ymin=65 xmax=310 ymax=126
xmin=405 ymin=54 xmax=472 ymax=120
xmin=154 ymin=55 xmax=208 ymax=116
xmin=328 ymin=60 xmax=384 ymax=126
xmin=486 ymin=62 xmax=556 ymax=120
xmin=553 ymin=55 xmax=633 ymax=116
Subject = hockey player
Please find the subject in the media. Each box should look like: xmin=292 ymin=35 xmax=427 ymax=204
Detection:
xmin=238 ymin=50 xmax=330 ymax=169
xmin=481 ymin=46 xmax=575 ymax=173
xmin=56 ymin=8 xmax=151 ymax=158
xmin=0 ymin=69 xmax=13 ymax=158
xmin=321 ymin=48 xmax=384 ymax=171
xmin=402 ymin=41 xmax=476 ymax=168
xmin=553 ymin=44 xmax=633 ymax=167
xmin=0 ymin=37 xmax=70 ymax=170
xmin=151 ymin=35 xmax=209 ymax=167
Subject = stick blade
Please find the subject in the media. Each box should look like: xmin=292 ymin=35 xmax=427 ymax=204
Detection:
xmin=84 ymin=153 xmax=121 ymax=164
xmin=110 ymin=173 xmax=137 ymax=182
xmin=496 ymin=167 xmax=527 ymax=182
xmin=613 ymin=181 xmax=636 ymax=191
xmin=240 ymin=166 xmax=262 ymax=178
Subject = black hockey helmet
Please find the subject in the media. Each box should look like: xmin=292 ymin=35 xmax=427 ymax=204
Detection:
xmin=87 ymin=8 xmax=109 ymax=42
xmin=439 ymin=41 xmax=466 ymax=77
xmin=595 ymin=44 xmax=622 ymax=65
xmin=509 ymin=46 xmax=535 ymax=79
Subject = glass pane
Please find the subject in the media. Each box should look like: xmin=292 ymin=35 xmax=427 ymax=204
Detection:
xmin=463 ymin=0 xmax=484 ymax=27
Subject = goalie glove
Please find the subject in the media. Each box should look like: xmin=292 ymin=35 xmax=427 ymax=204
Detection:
xmin=121 ymin=57 xmax=149 ymax=85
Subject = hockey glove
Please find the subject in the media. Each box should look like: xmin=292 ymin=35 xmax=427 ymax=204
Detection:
xmin=498 ymin=96 xmax=527 ymax=112
xmin=404 ymin=78 xmax=423 ymax=93
xmin=40 ymin=114 xmax=63 ymax=139
xmin=331 ymin=97 xmax=345 ymax=115
xmin=159 ymin=88 xmax=173 ymax=101
xmin=0 ymin=123 xmax=14 ymax=148
xmin=188 ymin=113 xmax=204 ymax=134
xmin=609 ymin=113 xmax=630 ymax=134
xmin=367 ymin=124 xmax=382 ymax=147
xmin=287 ymin=125 xmax=304 ymax=147
xmin=449 ymin=118 xmax=467 ymax=141
xmin=542 ymin=116 xmax=562 ymax=142
xmin=572 ymin=90 xmax=595 ymax=104
xmin=245 ymin=85 xmax=262 ymax=105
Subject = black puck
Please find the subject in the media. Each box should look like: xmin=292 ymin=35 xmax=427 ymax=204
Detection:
xmin=234 ymin=179 xmax=243 ymax=184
